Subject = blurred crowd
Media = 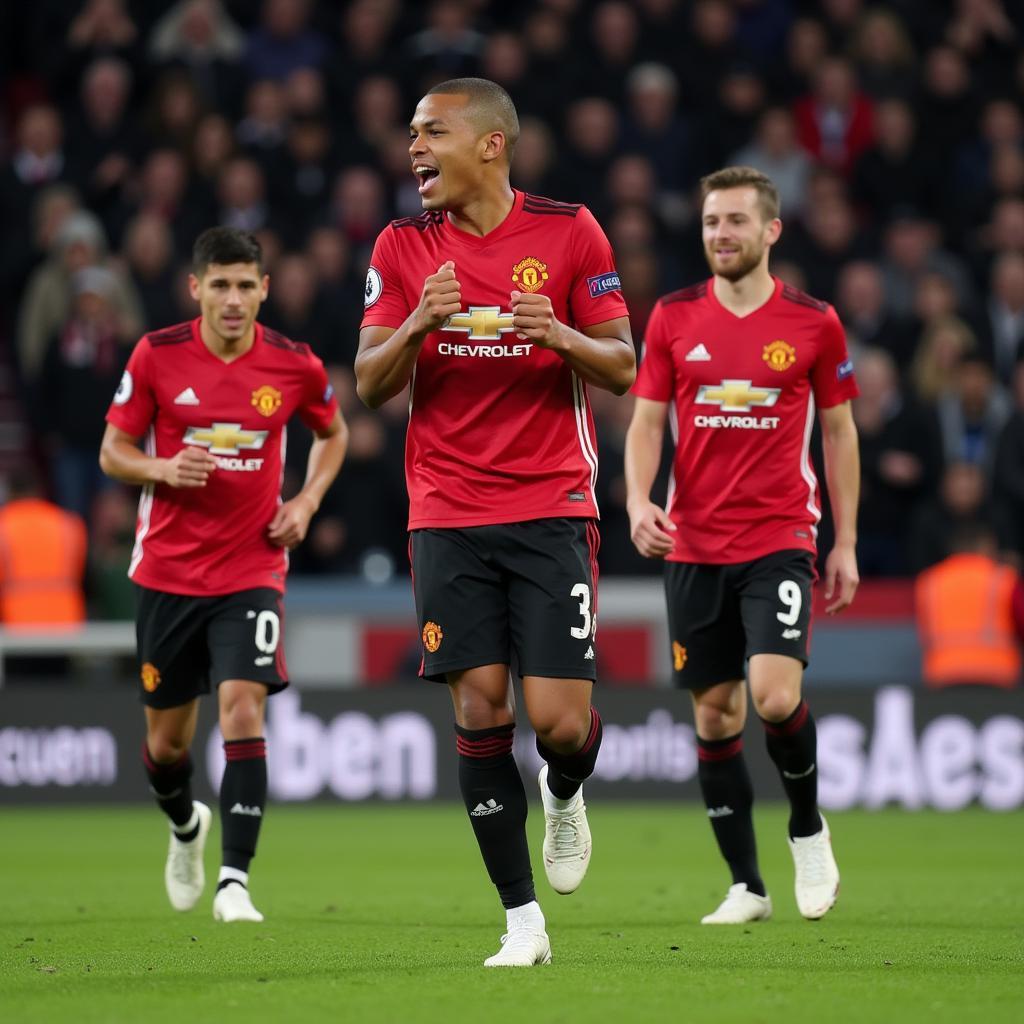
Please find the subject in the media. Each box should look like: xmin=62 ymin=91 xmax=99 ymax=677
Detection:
xmin=2 ymin=0 xmax=1024 ymax=614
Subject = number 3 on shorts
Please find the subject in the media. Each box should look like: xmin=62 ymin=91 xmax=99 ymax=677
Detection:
xmin=570 ymin=583 xmax=592 ymax=639
xmin=776 ymin=580 xmax=802 ymax=625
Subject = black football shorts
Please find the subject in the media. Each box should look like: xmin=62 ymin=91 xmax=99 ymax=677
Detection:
xmin=664 ymin=549 xmax=815 ymax=690
xmin=134 ymin=585 xmax=289 ymax=708
xmin=409 ymin=518 xmax=600 ymax=682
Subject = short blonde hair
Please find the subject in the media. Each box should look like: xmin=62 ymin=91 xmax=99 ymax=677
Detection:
xmin=700 ymin=166 xmax=780 ymax=222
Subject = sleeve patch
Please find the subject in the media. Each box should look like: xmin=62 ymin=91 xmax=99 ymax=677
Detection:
xmin=113 ymin=369 xmax=133 ymax=405
xmin=587 ymin=271 xmax=621 ymax=298
xmin=836 ymin=358 xmax=854 ymax=380
xmin=364 ymin=266 xmax=383 ymax=307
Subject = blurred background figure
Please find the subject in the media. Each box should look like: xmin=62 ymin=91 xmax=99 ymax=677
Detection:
xmin=915 ymin=523 xmax=1024 ymax=689
xmin=0 ymin=463 xmax=86 ymax=630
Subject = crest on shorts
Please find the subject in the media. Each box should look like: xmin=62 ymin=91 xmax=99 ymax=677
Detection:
xmin=762 ymin=340 xmax=796 ymax=372
xmin=511 ymin=257 xmax=548 ymax=293
xmin=672 ymin=642 xmax=687 ymax=672
xmin=141 ymin=662 xmax=161 ymax=692
xmin=422 ymin=621 xmax=444 ymax=653
xmin=251 ymin=385 xmax=282 ymax=417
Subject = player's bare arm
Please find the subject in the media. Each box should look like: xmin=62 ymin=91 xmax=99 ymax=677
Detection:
xmin=267 ymin=411 xmax=348 ymax=549
xmin=511 ymin=290 xmax=635 ymax=395
xmin=819 ymin=401 xmax=860 ymax=614
xmin=355 ymin=261 xmax=462 ymax=408
xmin=624 ymin=397 xmax=677 ymax=558
xmin=99 ymin=422 xmax=217 ymax=488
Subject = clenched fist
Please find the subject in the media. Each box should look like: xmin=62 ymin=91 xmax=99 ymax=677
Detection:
xmin=412 ymin=261 xmax=462 ymax=335
xmin=163 ymin=446 xmax=217 ymax=488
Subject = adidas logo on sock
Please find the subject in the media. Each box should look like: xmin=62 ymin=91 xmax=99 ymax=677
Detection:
xmin=707 ymin=805 xmax=734 ymax=818
xmin=230 ymin=802 xmax=263 ymax=817
xmin=470 ymin=798 xmax=503 ymax=816
xmin=782 ymin=763 xmax=816 ymax=780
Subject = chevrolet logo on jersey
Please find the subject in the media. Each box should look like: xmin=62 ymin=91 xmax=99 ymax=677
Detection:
xmin=443 ymin=307 xmax=516 ymax=340
xmin=695 ymin=380 xmax=780 ymax=411
xmin=183 ymin=423 xmax=269 ymax=455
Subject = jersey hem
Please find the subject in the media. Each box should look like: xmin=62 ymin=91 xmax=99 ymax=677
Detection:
xmin=666 ymin=540 xmax=817 ymax=565
xmin=409 ymin=508 xmax=598 ymax=529
xmin=130 ymin=574 xmax=286 ymax=597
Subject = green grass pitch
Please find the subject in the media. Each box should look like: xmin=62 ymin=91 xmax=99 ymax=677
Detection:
xmin=1 ymin=803 xmax=1021 ymax=1023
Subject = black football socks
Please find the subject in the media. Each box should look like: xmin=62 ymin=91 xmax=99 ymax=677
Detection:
xmin=696 ymin=734 xmax=765 ymax=896
xmin=142 ymin=743 xmax=197 ymax=837
xmin=219 ymin=737 xmax=267 ymax=874
xmin=762 ymin=700 xmax=822 ymax=839
xmin=456 ymin=723 xmax=536 ymax=910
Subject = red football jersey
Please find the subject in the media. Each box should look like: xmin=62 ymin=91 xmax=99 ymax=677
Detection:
xmin=633 ymin=277 xmax=859 ymax=563
xmin=361 ymin=190 xmax=628 ymax=529
xmin=105 ymin=319 xmax=338 ymax=596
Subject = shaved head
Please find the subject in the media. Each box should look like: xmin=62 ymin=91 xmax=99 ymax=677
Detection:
xmin=426 ymin=77 xmax=520 ymax=160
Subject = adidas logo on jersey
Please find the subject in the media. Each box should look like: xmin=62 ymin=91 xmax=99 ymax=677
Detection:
xmin=174 ymin=387 xmax=200 ymax=405
xmin=470 ymin=799 xmax=503 ymax=816
xmin=685 ymin=343 xmax=711 ymax=361
xmin=230 ymin=803 xmax=263 ymax=817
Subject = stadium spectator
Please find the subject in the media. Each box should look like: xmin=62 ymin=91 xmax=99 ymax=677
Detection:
xmin=245 ymin=0 xmax=330 ymax=82
xmin=16 ymin=210 xmax=142 ymax=385
xmin=848 ymin=6 xmax=917 ymax=100
xmin=149 ymin=0 xmax=245 ymax=112
xmin=731 ymin=107 xmax=812 ymax=222
xmin=915 ymin=524 xmax=1023 ymax=689
xmin=793 ymin=56 xmax=875 ymax=176
xmin=834 ymin=260 xmax=914 ymax=368
xmin=981 ymin=251 xmax=1024 ymax=385
xmin=0 ymin=464 xmax=87 ymax=630
xmin=580 ymin=1 xmax=642 ymax=106
xmin=216 ymin=156 xmax=273 ymax=235
xmin=908 ymin=459 xmax=1018 ymax=573
xmin=68 ymin=58 xmax=139 ymax=214
xmin=853 ymin=347 xmax=942 ymax=576
xmin=121 ymin=213 xmax=180 ymax=333
xmin=935 ymin=351 xmax=1012 ymax=476
xmin=994 ymin=358 xmax=1024 ymax=557
xmin=36 ymin=267 xmax=132 ymax=523
xmin=909 ymin=314 xmax=979 ymax=404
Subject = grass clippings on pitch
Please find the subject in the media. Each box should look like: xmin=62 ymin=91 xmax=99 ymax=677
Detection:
xmin=1 ymin=804 xmax=1021 ymax=1024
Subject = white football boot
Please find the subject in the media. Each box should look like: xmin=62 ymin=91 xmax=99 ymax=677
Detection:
xmin=538 ymin=765 xmax=592 ymax=894
xmin=165 ymin=801 xmax=212 ymax=912
xmin=701 ymin=883 xmax=773 ymax=924
xmin=213 ymin=882 xmax=264 ymax=923
xmin=790 ymin=813 xmax=840 ymax=919
xmin=484 ymin=903 xmax=551 ymax=967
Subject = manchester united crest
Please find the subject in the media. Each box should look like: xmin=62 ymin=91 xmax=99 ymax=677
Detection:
xmin=511 ymin=257 xmax=549 ymax=293
xmin=422 ymin=621 xmax=444 ymax=653
xmin=251 ymin=385 xmax=283 ymax=417
xmin=672 ymin=642 xmax=687 ymax=672
xmin=141 ymin=662 xmax=161 ymax=692
xmin=762 ymin=340 xmax=796 ymax=372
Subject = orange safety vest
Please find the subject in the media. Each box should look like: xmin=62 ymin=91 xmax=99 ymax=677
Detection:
xmin=0 ymin=497 xmax=87 ymax=628
xmin=915 ymin=553 xmax=1022 ymax=688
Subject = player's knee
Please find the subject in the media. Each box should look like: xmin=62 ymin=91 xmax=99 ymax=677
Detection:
xmin=534 ymin=711 xmax=590 ymax=754
xmin=220 ymin=698 xmax=263 ymax=738
xmin=695 ymin=704 xmax=742 ymax=740
xmin=146 ymin=734 xmax=188 ymax=763
xmin=753 ymin=690 xmax=799 ymax=724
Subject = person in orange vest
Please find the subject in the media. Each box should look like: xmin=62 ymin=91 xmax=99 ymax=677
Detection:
xmin=0 ymin=465 xmax=87 ymax=629
xmin=915 ymin=523 xmax=1024 ymax=688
